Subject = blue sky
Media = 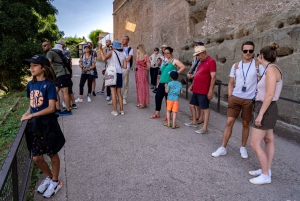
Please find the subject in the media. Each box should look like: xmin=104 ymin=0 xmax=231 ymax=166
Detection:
xmin=51 ymin=0 xmax=114 ymax=41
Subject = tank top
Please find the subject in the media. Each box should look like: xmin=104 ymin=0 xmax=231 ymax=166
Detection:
xmin=160 ymin=59 xmax=177 ymax=83
xmin=256 ymin=64 xmax=283 ymax=101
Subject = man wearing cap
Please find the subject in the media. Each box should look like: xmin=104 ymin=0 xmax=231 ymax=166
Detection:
xmin=211 ymin=41 xmax=264 ymax=158
xmin=190 ymin=45 xmax=216 ymax=134
xmin=122 ymin=35 xmax=134 ymax=105
xmin=43 ymin=41 xmax=72 ymax=116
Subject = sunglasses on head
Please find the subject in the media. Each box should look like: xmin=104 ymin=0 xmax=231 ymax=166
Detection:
xmin=243 ymin=49 xmax=254 ymax=54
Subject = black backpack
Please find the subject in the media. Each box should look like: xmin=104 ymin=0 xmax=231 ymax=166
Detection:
xmin=127 ymin=47 xmax=133 ymax=68
xmin=52 ymin=49 xmax=72 ymax=75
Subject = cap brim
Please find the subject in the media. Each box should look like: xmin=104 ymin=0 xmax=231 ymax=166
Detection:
xmin=193 ymin=50 xmax=205 ymax=56
xmin=22 ymin=59 xmax=35 ymax=65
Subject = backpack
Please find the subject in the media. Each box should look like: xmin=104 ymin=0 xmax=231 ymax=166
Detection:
xmin=127 ymin=47 xmax=133 ymax=67
xmin=52 ymin=49 xmax=72 ymax=75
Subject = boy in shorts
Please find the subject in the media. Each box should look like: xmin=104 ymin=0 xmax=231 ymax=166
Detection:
xmin=164 ymin=71 xmax=183 ymax=129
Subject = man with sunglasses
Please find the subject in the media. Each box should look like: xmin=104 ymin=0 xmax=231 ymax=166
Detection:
xmin=212 ymin=41 xmax=264 ymax=158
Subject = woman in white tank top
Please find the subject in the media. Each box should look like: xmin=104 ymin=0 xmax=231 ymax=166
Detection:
xmin=99 ymin=40 xmax=126 ymax=116
xmin=249 ymin=42 xmax=283 ymax=185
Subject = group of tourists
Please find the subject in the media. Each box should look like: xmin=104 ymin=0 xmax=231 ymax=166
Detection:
xmin=20 ymin=35 xmax=283 ymax=198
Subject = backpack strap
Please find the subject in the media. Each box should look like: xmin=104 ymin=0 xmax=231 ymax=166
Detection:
xmin=255 ymin=60 xmax=261 ymax=81
xmin=114 ymin=51 xmax=122 ymax=67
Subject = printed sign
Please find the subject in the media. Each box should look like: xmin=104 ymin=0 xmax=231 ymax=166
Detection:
xmin=125 ymin=21 xmax=136 ymax=32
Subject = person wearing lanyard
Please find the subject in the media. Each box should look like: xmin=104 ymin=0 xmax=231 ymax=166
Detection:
xmin=212 ymin=41 xmax=264 ymax=159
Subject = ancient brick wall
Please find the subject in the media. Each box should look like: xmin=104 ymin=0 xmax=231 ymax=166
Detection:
xmin=113 ymin=0 xmax=300 ymax=126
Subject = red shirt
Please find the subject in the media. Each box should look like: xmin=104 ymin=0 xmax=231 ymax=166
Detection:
xmin=192 ymin=56 xmax=216 ymax=95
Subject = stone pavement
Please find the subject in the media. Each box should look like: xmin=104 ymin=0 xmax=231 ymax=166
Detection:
xmin=35 ymin=59 xmax=300 ymax=201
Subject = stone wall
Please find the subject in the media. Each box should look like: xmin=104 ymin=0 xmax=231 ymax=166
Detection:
xmin=113 ymin=0 xmax=300 ymax=126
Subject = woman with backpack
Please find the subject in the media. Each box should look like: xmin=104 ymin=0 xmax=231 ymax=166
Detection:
xmin=75 ymin=45 xmax=96 ymax=103
xmin=99 ymin=40 xmax=126 ymax=116
xmin=135 ymin=44 xmax=150 ymax=109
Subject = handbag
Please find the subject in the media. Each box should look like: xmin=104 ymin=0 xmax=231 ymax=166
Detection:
xmin=104 ymin=51 xmax=121 ymax=86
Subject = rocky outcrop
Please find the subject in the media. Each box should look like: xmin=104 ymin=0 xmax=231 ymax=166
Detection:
xmin=113 ymin=0 xmax=300 ymax=126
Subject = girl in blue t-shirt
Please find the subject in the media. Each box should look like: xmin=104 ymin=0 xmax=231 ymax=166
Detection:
xmin=21 ymin=54 xmax=65 ymax=198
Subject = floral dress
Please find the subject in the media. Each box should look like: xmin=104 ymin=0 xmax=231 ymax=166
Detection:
xmin=135 ymin=55 xmax=150 ymax=105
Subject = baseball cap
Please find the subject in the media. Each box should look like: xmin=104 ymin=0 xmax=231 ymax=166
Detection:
xmin=22 ymin=54 xmax=50 ymax=66
xmin=169 ymin=70 xmax=179 ymax=79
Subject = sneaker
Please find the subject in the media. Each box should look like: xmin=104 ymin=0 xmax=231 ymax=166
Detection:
xmin=55 ymin=109 xmax=61 ymax=115
xmin=184 ymin=122 xmax=198 ymax=128
xmin=108 ymin=101 xmax=112 ymax=105
xmin=111 ymin=111 xmax=118 ymax=116
xmin=123 ymin=99 xmax=127 ymax=105
xmin=240 ymin=147 xmax=248 ymax=159
xmin=75 ymin=98 xmax=83 ymax=103
xmin=195 ymin=129 xmax=208 ymax=134
xmin=87 ymin=97 xmax=91 ymax=102
xmin=37 ymin=177 xmax=51 ymax=194
xmin=59 ymin=110 xmax=72 ymax=116
xmin=249 ymin=174 xmax=271 ymax=185
xmin=62 ymin=101 xmax=66 ymax=108
xmin=211 ymin=147 xmax=227 ymax=157
xmin=120 ymin=111 xmax=125 ymax=115
xmin=153 ymin=89 xmax=157 ymax=93
xmin=71 ymin=104 xmax=77 ymax=109
xmin=106 ymin=96 xmax=111 ymax=101
xmin=92 ymin=91 xmax=96 ymax=96
xmin=249 ymin=169 xmax=272 ymax=177
xmin=43 ymin=180 xmax=62 ymax=198
xmin=96 ymin=90 xmax=105 ymax=95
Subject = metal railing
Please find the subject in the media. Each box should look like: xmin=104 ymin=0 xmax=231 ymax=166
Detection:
xmin=0 ymin=120 xmax=32 ymax=201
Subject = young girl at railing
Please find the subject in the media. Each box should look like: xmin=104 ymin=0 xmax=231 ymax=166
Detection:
xmin=21 ymin=54 xmax=65 ymax=198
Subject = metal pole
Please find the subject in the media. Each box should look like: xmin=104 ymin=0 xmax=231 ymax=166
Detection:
xmin=217 ymin=83 xmax=221 ymax=113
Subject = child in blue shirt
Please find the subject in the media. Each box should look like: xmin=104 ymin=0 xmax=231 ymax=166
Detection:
xmin=21 ymin=54 xmax=65 ymax=198
xmin=164 ymin=71 xmax=183 ymax=129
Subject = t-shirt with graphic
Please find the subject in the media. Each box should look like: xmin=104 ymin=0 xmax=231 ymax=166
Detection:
xmin=26 ymin=80 xmax=57 ymax=114
xmin=46 ymin=50 xmax=69 ymax=77
xmin=167 ymin=80 xmax=182 ymax=101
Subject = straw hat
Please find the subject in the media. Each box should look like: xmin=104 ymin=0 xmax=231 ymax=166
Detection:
xmin=193 ymin=46 xmax=206 ymax=56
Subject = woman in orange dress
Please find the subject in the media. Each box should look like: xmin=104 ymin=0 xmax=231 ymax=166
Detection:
xmin=135 ymin=44 xmax=150 ymax=108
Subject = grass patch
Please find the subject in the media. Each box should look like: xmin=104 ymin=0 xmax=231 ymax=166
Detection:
xmin=26 ymin=163 xmax=41 ymax=201
xmin=0 ymin=89 xmax=29 ymax=166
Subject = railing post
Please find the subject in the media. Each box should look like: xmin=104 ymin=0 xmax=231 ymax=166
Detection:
xmin=217 ymin=82 xmax=221 ymax=113
xmin=12 ymin=155 xmax=19 ymax=201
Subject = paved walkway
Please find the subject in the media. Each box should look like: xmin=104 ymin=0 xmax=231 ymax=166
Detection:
xmin=35 ymin=59 xmax=300 ymax=201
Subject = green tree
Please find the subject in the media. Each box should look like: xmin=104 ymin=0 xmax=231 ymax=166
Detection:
xmin=88 ymin=29 xmax=104 ymax=48
xmin=64 ymin=36 xmax=86 ymax=58
xmin=0 ymin=0 xmax=62 ymax=92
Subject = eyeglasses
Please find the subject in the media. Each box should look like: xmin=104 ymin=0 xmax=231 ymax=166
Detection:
xmin=164 ymin=52 xmax=171 ymax=55
xmin=243 ymin=49 xmax=254 ymax=54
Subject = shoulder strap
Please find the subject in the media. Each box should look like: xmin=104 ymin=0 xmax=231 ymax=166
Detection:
xmin=127 ymin=47 xmax=131 ymax=55
xmin=114 ymin=51 xmax=122 ymax=67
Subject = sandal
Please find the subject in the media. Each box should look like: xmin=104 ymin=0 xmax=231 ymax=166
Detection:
xmin=197 ymin=120 xmax=204 ymax=124
xmin=138 ymin=105 xmax=146 ymax=109
xmin=162 ymin=116 xmax=167 ymax=121
xmin=136 ymin=104 xmax=140 ymax=107
xmin=190 ymin=117 xmax=200 ymax=120
xmin=150 ymin=114 xmax=160 ymax=119
xmin=172 ymin=124 xmax=179 ymax=129
xmin=163 ymin=122 xmax=170 ymax=127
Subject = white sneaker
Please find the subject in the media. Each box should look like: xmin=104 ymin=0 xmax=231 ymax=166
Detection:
xmin=123 ymin=99 xmax=127 ymax=105
xmin=240 ymin=147 xmax=248 ymax=159
xmin=195 ymin=129 xmax=208 ymax=134
xmin=75 ymin=98 xmax=83 ymax=103
xmin=249 ymin=169 xmax=272 ymax=177
xmin=62 ymin=101 xmax=66 ymax=108
xmin=120 ymin=111 xmax=125 ymax=115
xmin=211 ymin=147 xmax=227 ymax=157
xmin=249 ymin=174 xmax=271 ymax=185
xmin=111 ymin=111 xmax=118 ymax=116
xmin=108 ymin=101 xmax=112 ymax=105
xmin=43 ymin=180 xmax=62 ymax=198
xmin=106 ymin=96 xmax=111 ymax=101
xmin=87 ymin=97 xmax=91 ymax=102
xmin=37 ymin=177 xmax=51 ymax=194
xmin=184 ymin=122 xmax=197 ymax=128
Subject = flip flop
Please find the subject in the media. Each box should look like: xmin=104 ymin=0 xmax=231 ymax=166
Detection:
xmin=162 ymin=117 xmax=167 ymax=121
xmin=172 ymin=124 xmax=179 ymax=129
xmin=163 ymin=122 xmax=170 ymax=127
xmin=197 ymin=121 xmax=204 ymax=124
xmin=150 ymin=114 xmax=160 ymax=119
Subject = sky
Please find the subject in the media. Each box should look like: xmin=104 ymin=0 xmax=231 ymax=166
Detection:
xmin=51 ymin=0 xmax=114 ymax=41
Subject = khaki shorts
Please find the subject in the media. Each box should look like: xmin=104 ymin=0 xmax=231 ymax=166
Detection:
xmin=227 ymin=95 xmax=253 ymax=122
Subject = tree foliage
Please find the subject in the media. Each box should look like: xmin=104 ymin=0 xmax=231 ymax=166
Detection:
xmin=0 ymin=0 xmax=63 ymax=92
xmin=88 ymin=29 xmax=104 ymax=48
xmin=64 ymin=36 xmax=86 ymax=58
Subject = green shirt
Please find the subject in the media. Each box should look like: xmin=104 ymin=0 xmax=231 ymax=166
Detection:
xmin=46 ymin=50 xmax=69 ymax=77
xmin=160 ymin=59 xmax=177 ymax=83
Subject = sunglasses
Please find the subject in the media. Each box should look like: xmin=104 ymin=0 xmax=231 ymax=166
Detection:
xmin=243 ymin=49 xmax=254 ymax=54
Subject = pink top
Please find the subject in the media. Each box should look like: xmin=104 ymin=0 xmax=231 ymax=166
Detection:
xmin=256 ymin=64 xmax=283 ymax=101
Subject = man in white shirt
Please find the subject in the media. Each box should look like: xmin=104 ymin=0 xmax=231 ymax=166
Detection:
xmin=122 ymin=35 xmax=134 ymax=105
xmin=212 ymin=41 xmax=265 ymax=159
